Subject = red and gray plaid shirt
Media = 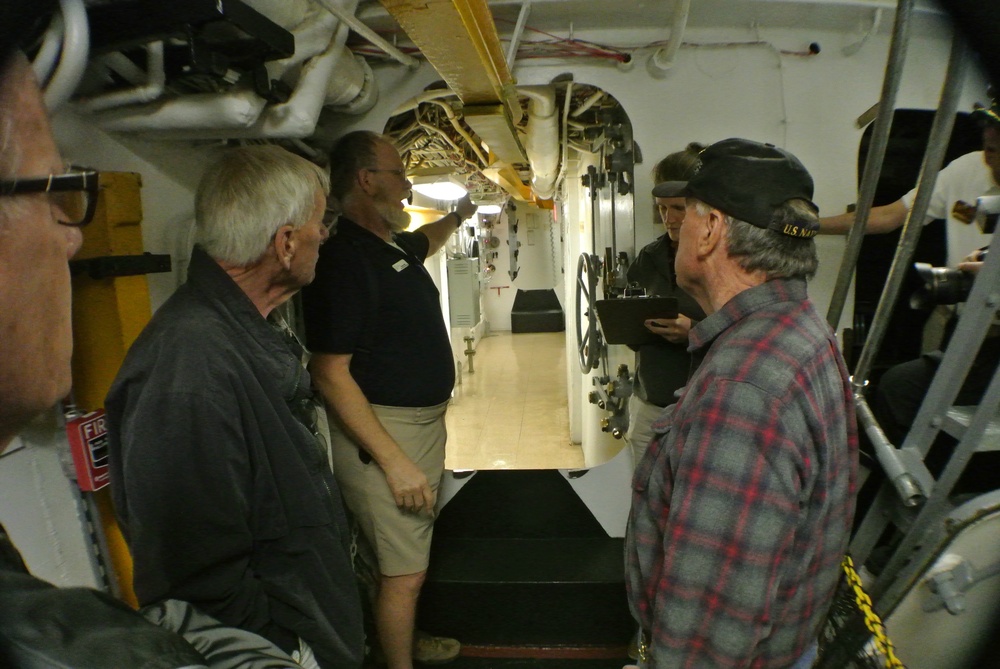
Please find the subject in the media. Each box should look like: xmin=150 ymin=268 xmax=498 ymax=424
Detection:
xmin=626 ymin=279 xmax=857 ymax=668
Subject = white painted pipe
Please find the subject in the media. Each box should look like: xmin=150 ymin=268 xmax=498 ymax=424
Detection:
xmin=93 ymin=90 xmax=268 ymax=133
xmin=314 ymin=0 xmax=419 ymax=68
xmin=32 ymin=13 xmax=64 ymax=86
xmin=77 ymin=42 xmax=166 ymax=113
xmin=649 ymin=0 xmax=690 ymax=72
xmin=519 ymin=85 xmax=559 ymax=200
xmin=571 ymin=90 xmax=604 ymax=118
xmin=44 ymin=0 xmax=90 ymax=111
xmin=89 ymin=0 xmax=377 ymax=138
xmin=332 ymin=55 xmax=379 ymax=115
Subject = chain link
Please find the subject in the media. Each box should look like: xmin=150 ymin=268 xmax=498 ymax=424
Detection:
xmin=842 ymin=554 xmax=906 ymax=669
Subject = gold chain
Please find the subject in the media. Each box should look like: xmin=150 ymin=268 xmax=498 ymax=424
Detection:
xmin=842 ymin=555 xmax=906 ymax=669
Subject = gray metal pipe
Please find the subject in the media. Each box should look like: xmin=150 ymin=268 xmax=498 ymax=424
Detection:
xmin=854 ymin=393 xmax=923 ymax=506
xmin=825 ymin=0 xmax=914 ymax=334
xmin=851 ymin=35 xmax=969 ymax=386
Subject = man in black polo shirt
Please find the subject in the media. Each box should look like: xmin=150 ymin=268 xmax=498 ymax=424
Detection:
xmin=302 ymin=131 xmax=475 ymax=669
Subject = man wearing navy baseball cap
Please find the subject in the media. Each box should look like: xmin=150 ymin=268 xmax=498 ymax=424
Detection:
xmin=625 ymin=138 xmax=857 ymax=668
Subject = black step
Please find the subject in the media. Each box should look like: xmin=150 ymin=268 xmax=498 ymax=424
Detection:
xmin=418 ymin=471 xmax=634 ymax=647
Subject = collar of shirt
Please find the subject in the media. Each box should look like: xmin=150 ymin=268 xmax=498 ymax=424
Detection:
xmin=187 ymin=245 xmax=310 ymax=405
xmin=687 ymin=278 xmax=809 ymax=353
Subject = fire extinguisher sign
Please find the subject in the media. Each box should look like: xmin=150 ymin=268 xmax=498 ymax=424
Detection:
xmin=66 ymin=409 xmax=110 ymax=492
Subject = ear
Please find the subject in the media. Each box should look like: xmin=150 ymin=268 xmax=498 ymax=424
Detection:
xmin=698 ymin=208 xmax=726 ymax=258
xmin=356 ymin=168 xmax=377 ymax=197
xmin=272 ymin=224 xmax=297 ymax=270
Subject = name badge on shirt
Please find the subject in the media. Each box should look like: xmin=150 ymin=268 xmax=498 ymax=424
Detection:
xmin=392 ymin=259 xmax=409 ymax=272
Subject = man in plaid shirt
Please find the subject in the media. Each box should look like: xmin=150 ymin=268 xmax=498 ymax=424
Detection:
xmin=625 ymin=138 xmax=858 ymax=668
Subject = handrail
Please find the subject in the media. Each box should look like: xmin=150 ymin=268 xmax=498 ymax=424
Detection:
xmin=851 ymin=36 xmax=969 ymax=388
xmin=825 ymin=0 xmax=914 ymax=332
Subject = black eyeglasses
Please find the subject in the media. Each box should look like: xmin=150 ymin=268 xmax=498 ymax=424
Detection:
xmin=365 ymin=167 xmax=407 ymax=178
xmin=0 ymin=166 xmax=100 ymax=227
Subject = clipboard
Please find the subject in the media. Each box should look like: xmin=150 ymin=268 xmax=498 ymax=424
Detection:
xmin=594 ymin=296 xmax=679 ymax=346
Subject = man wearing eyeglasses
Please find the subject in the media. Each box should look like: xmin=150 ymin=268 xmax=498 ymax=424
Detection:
xmin=103 ymin=144 xmax=364 ymax=669
xmin=301 ymin=130 xmax=475 ymax=669
xmin=0 ymin=2 xmax=213 ymax=666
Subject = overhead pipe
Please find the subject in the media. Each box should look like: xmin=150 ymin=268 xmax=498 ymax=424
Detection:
xmin=571 ymin=90 xmax=604 ymax=118
xmin=329 ymin=54 xmax=379 ymax=115
xmin=32 ymin=12 xmax=64 ymax=86
xmin=505 ymin=0 xmax=532 ymax=70
xmin=393 ymin=89 xmax=461 ymax=117
xmin=426 ymin=99 xmax=489 ymax=166
xmin=89 ymin=0 xmax=376 ymax=138
xmin=553 ymin=80 xmax=573 ymax=200
xmin=44 ymin=0 xmax=90 ymax=111
xmin=519 ymin=85 xmax=560 ymax=200
xmin=649 ymin=0 xmax=690 ymax=72
xmin=315 ymin=0 xmax=419 ymax=68
xmin=144 ymin=28 xmax=351 ymax=139
xmin=92 ymin=90 xmax=268 ymax=133
xmin=77 ymin=42 xmax=165 ymax=113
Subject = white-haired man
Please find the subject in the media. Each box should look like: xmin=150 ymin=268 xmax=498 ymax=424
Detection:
xmin=106 ymin=145 xmax=365 ymax=668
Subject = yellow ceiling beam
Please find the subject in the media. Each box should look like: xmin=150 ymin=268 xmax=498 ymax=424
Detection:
xmin=378 ymin=0 xmax=523 ymax=125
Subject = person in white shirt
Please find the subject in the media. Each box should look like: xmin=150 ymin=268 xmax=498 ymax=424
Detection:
xmin=819 ymin=97 xmax=999 ymax=267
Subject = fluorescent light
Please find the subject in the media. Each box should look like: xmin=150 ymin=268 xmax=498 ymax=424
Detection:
xmin=409 ymin=172 xmax=468 ymax=201
xmin=411 ymin=181 xmax=467 ymax=200
xmin=477 ymin=204 xmax=502 ymax=214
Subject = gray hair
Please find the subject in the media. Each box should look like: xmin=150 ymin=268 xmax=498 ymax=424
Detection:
xmin=693 ymin=199 xmax=819 ymax=280
xmin=195 ymin=145 xmax=330 ymax=266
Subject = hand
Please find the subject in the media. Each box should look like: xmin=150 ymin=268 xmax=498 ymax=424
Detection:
xmin=383 ymin=454 xmax=436 ymax=516
xmin=644 ymin=314 xmax=692 ymax=344
xmin=454 ymin=194 xmax=477 ymax=221
xmin=957 ymin=260 xmax=983 ymax=275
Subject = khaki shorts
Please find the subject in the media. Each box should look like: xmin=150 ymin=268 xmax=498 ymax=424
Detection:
xmin=328 ymin=401 xmax=448 ymax=577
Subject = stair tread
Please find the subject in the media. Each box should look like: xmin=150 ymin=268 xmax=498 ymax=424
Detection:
xmin=428 ymin=536 xmax=624 ymax=584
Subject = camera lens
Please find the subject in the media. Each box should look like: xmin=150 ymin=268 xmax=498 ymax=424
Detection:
xmin=910 ymin=262 xmax=977 ymax=309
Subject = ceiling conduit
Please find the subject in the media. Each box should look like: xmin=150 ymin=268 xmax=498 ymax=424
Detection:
xmin=87 ymin=0 xmax=376 ymax=138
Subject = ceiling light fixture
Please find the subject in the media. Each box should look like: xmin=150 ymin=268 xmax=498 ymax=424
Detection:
xmin=410 ymin=173 xmax=468 ymax=201
xmin=477 ymin=204 xmax=502 ymax=214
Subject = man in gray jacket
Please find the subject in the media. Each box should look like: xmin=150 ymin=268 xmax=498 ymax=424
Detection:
xmin=106 ymin=146 xmax=364 ymax=668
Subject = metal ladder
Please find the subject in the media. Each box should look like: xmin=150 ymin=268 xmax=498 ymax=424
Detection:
xmin=816 ymin=0 xmax=1000 ymax=664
